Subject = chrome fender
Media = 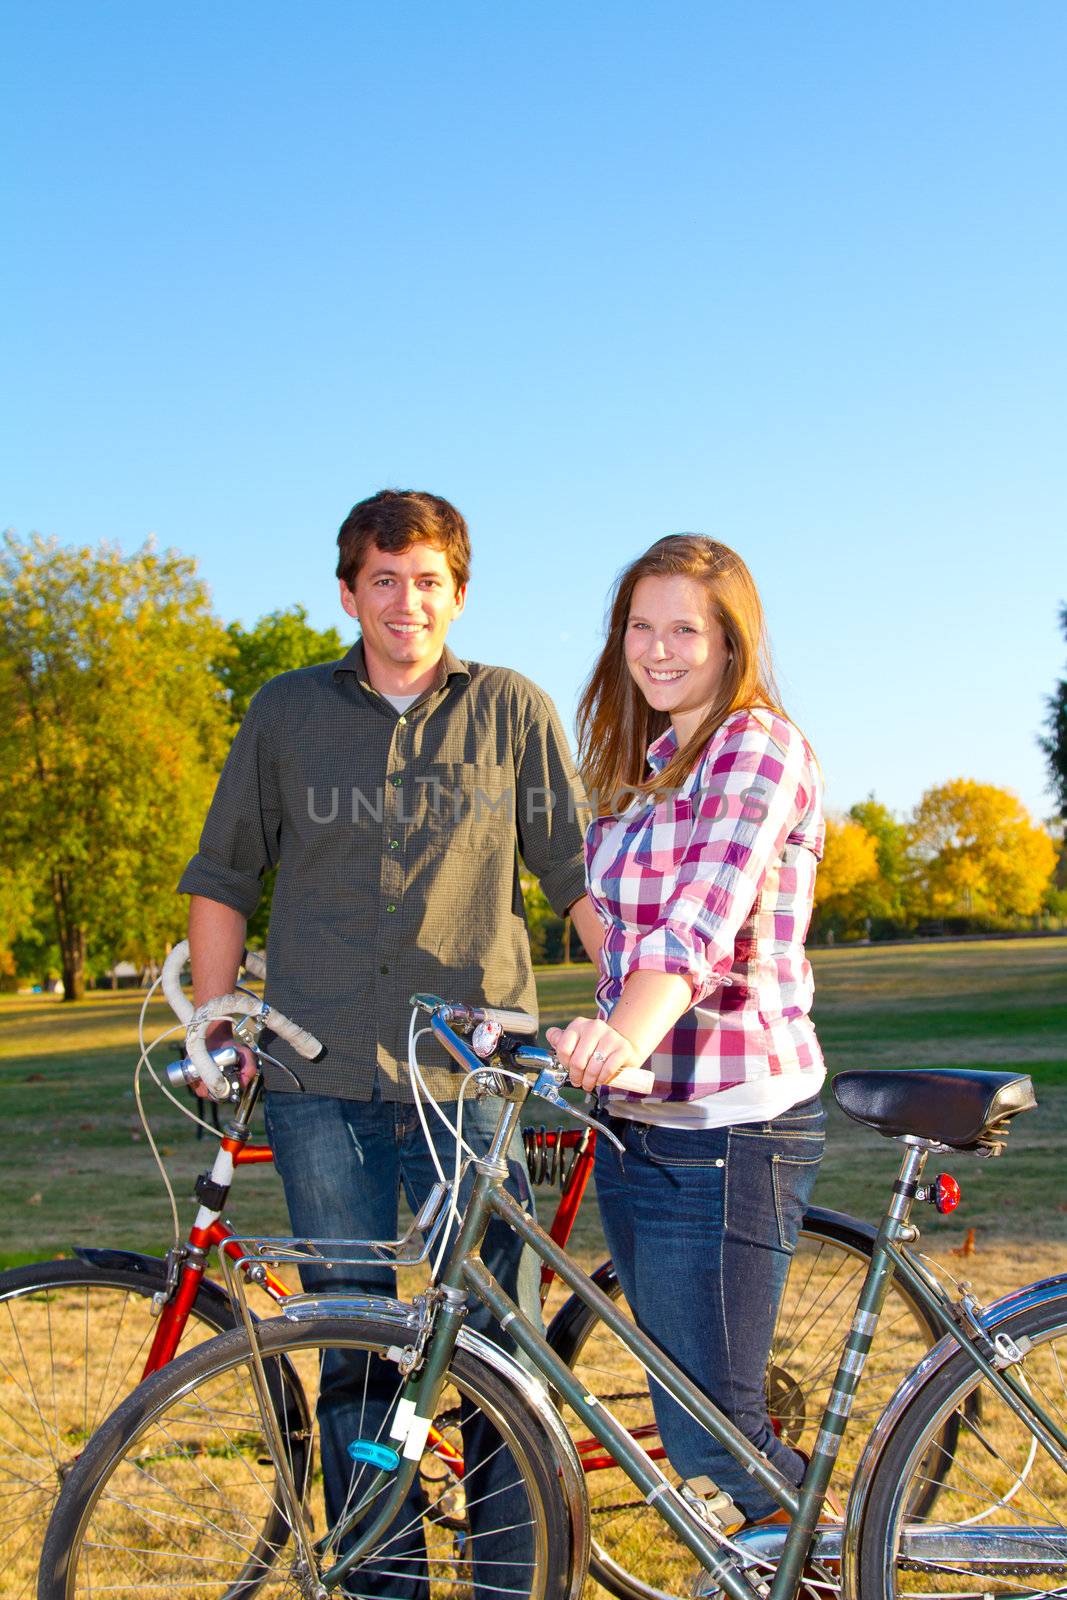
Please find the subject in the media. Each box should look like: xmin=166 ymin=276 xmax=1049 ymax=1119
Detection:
xmin=458 ymin=1324 xmax=591 ymax=1600
xmin=841 ymin=1273 xmax=1067 ymax=1597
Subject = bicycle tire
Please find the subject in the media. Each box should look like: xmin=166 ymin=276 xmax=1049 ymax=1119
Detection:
xmin=546 ymin=1208 xmax=944 ymax=1600
xmin=854 ymin=1293 xmax=1067 ymax=1600
xmin=0 ymin=1254 xmax=250 ymax=1600
xmin=39 ymin=1310 xmax=577 ymax=1600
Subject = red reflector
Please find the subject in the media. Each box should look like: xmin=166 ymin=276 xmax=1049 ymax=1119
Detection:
xmin=934 ymin=1173 xmax=961 ymax=1214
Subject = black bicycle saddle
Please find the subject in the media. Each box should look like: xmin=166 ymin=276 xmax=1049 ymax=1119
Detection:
xmin=831 ymin=1067 xmax=1036 ymax=1154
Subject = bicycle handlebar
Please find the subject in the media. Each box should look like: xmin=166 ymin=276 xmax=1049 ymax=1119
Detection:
xmin=185 ymin=993 xmax=323 ymax=1098
xmin=411 ymin=993 xmax=655 ymax=1096
xmin=161 ymin=940 xmax=322 ymax=1101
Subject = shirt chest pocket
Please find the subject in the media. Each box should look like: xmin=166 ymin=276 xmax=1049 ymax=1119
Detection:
xmin=413 ymin=762 xmax=513 ymax=854
xmin=642 ymin=795 xmax=695 ymax=875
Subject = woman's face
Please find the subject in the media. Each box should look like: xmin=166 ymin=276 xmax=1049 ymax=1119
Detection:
xmin=624 ymin=574 xmax=731 ymax=741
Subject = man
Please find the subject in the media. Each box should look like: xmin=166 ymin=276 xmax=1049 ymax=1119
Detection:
xmin=179 ymin=488 xmax=598 ymax=1592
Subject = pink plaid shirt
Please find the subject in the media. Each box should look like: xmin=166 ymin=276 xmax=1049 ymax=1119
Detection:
xmin=586 ymin=708 xmax=825 ymax=1106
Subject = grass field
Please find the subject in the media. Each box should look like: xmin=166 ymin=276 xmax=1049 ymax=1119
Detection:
xmin=2 ymin=938 xmax=1065 ymax=1600
xmin=0 ymin=937 xmax=1064 ymax=1267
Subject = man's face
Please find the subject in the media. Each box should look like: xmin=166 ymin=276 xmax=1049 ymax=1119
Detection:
xmin=340 ymin=541 xmax=466 ymax=686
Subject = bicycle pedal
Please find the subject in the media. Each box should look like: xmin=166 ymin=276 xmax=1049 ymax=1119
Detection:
xmin=682 ymin=1482 xmax=742 ymax=1532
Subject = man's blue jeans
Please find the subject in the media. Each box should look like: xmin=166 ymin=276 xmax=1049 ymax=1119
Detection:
xmin=263 ymin=1084 xmax=541 ymax=1596
xmin=593 ymin=1095 xmax=826 ymax=1522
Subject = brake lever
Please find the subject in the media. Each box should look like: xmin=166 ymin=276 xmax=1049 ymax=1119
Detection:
xmin=528 ymin=1068 xmax=624 ymax=1154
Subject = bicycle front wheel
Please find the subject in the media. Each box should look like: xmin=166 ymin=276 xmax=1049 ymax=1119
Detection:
xmin=855 ymin=1294 xmax=1067 ymax=1600
xmin=39 ymin=1311 xmax=578 ymax=1600
xmin=0 ymin=1254 xmax=238 ymax=1600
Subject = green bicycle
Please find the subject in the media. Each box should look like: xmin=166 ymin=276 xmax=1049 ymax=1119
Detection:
xmin=39 ymin=993 xmax=1065 ymax=1600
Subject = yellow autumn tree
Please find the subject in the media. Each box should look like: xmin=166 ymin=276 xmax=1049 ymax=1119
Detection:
xmin=812 ymin=816 xmax=881 ymax=934
xmin=908 ymin=780 xmax=1056 ymax=920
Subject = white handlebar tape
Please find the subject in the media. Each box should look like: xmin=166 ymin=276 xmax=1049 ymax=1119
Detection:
xmin=606 ymin=1065 xmax=656 ymax=1094
xmin=185 ymin=993 xmax=324 ymax=1101
xmin=263 ymin=1006 xmax=324 ymax=1061
xmin=161 ymin=941 xmax=195 ymax=1025
xmin=242 ymin=949 xmax=267 ymax=981
xmin=480 ymin=1006 xmax=538 ymax=1035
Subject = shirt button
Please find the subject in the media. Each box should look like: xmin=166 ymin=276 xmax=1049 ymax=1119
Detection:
xmin=386 ymin=903 xmax=397 ymax=913
xmin=380 ymin=963 xmax=389 ymax=974
xmin=392 ymin=777 xmax=402 ymax=787
xmin=389 ymin=839 xmax=399 ymax=850
xmin=397 ymin=716 xmax=407 ymax=726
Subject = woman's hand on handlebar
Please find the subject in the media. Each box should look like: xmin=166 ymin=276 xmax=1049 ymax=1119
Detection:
xmin=546 ymin=1018 xmax=638 ymax=1092
xmin=193 ymin=1022 xmax=258 ymax=1100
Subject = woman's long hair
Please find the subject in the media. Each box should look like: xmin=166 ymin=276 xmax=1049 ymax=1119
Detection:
xmin=576 ymin=535 xmax=786 ymax=811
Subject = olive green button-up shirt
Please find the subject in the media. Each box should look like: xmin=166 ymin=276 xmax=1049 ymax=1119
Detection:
xmin=178 ymin=642 xmax=588 ymax=1100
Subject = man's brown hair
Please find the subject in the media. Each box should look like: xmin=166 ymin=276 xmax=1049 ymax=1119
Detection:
xmin=336 ymin=490 xmax=471 ymax=592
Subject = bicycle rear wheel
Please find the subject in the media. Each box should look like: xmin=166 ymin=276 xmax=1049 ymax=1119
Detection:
xmin=0 ymin=1254 xmax=238 ymax=1600
xmin=39 ymin=1310 xmax=579 ymax=1600
xmin=547 ymin=1209 xmax=942 ymax=1600
xmin=855 ymin=1293 xmax=1067 ymax=1600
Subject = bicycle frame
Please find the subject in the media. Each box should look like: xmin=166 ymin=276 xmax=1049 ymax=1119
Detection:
xmin=296 ymin=1017 xmax=1067 ymax=1600
xmin=139 ymin=1073 xmax=599 ymax=1374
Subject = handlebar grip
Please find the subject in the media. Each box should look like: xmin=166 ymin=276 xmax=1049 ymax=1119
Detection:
xmin=242 ymin=949 xmax=267 ymax=981
xmin=480 ymin=1005 xmax=538 ymax=1036
xmin=185 ymin=1026 xmax=235 ymax=1100
xmin=263 ymin=1007 xmax=323 ymax=1061
xmin=161 ymin=940 xmax=194 ymax=1025
xmin=606 ymin=1065 xmax=655 ymax=1095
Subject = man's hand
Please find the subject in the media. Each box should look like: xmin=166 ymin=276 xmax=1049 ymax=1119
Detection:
xmin=189 ymin=897 xmax=258 ymax=1099
xmin=192 ymin=1021 xmax=259 ymax=1101
xmin=546 ymin=1018 xmax=638 ymax=1093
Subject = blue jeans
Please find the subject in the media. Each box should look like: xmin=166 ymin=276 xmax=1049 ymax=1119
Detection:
xmin=263 ymin=1085 xmax=541 ymax=1596
xmin=594 ymin=1095 xmax=826 ymax=1522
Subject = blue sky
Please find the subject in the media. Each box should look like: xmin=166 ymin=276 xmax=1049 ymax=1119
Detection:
xmin=4 ymin=1 xmax=1065 ymax=822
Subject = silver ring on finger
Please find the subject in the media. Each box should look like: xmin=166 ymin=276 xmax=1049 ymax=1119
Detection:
xmin=591 ymin=1050 xmax=607 ymax=1062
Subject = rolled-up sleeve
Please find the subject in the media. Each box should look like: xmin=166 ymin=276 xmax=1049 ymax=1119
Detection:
xmin=625 ymin=715 xmax=816 ymax=1004
xmin=514 ymin=685 xmax=589 ymax=917
xmin=177 ymin=685 xmax=283 ymax=918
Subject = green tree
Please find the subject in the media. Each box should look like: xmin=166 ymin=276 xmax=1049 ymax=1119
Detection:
xmin=1040 ymin=603 xmax=1067 ymax=819
xmin=0 ymin=534 xmax=232 ymax=998
xmin=218 ymin=606 xmax=344 ymax=723
xmin=848 ymin=795 xmax=911 ymax=924
xmin=908 ymin=779 xmax=1057 ymax=921
xmin=519 ymin=871 xmax=565 ymax=965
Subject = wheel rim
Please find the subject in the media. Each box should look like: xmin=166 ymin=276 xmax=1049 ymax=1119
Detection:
xmin=881 ymin=1316 xmax=1067 ymax=1599
xmin=55 ymin=1321 xmax=557 ymax=1600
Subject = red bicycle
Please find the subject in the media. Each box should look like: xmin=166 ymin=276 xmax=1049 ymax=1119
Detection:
xmin=0 ymin=950 xmax=940 ymax=1600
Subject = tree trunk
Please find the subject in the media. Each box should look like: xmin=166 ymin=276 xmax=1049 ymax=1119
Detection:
xmin=60 ymin=926 xmax=86 ymax=1001
xmin=51 ymin=869 xmax=87 ymax=1001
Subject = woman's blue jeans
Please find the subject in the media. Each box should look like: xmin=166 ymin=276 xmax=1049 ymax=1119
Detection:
xmin=263 ymin=1084 xmax=541 ymax=1597
xmin=593 ymin=1095 xmax=826 ymax=1522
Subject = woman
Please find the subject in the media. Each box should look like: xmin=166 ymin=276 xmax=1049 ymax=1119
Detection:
xmin=547 ymin=534 xmax=826 ymax=1531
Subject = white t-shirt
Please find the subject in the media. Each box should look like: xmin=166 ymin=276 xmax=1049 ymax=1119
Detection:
xmin=607 ymin=1073 xmax=819 ymax=1130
